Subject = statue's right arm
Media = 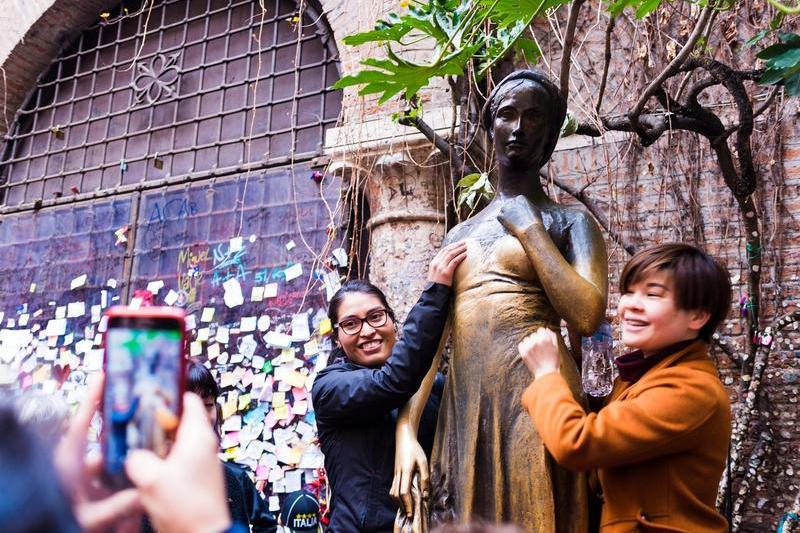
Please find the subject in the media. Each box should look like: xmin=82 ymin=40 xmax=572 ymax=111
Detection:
xmin=391 ymin=317 xmax=450 ymax=518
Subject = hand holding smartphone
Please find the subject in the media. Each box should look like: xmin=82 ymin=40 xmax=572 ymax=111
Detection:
xmin=102 ymin=307 xmax=186 ymax=488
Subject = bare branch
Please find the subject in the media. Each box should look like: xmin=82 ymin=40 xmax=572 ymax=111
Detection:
xmin=595 ymin=16 xmax=616 ymax=114
xmin=560 ymin=0 xmax=586 ymax=97
xmin=629 ymin=4 xmax=714 ymax=133
xmin=401 ymin=115 xmax=470 ymax=175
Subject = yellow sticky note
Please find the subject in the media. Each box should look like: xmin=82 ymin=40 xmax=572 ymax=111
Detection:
xmin=272 ymin=391 xmax=285 ymax=407
xmin=280 ymin=348 xmax=295 ymax=363
xmin=222 ymin=399 xmax=237 ymax=418
xmin=190 ymin=341 xmax=202 ymax=357
xmin=303 ymin=339 xmax=319 ymax=356
xmin=285 ymin=370 xmax=307 ymax=389
xmin=319 ymin=318 xmax=332 ymax=335
xmin=274 ymin=404 xmax=290 ymax=420
xmin=220 ymin=372 xmax=237 ymax=388
xmin=238 ymin=393 xmax=251 ymax=410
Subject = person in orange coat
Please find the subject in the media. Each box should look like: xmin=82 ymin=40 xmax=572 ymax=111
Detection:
xmin=519 ymin=243 xmax=732 ymax=533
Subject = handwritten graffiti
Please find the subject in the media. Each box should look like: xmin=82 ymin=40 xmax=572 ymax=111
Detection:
xmin=177 ymin=246 xmax=210 ymax=304
xmin=211 ymin=242 xmax=248 ymax=287
xmin=147 ymin=198 xmax=198 ymax=224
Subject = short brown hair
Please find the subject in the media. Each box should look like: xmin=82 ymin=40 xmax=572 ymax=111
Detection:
xmin=619 ymin=243 xmax=732 ymax=342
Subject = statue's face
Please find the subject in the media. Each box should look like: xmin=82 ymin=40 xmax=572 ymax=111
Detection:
xmin=492 ymin=80 xmax=551 ymax=169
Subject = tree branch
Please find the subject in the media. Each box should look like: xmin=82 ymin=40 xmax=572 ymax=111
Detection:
xmin=629 ymin=4 xmax=714 ymax=134
xmin=560 ymin=0 xmax=586 ymax=97
xmin=595 ymin=15 xmax=616 ymax=114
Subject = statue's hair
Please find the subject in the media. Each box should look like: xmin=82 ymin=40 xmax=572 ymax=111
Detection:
xmin=482 ymin=70 xmax=567 ymax=168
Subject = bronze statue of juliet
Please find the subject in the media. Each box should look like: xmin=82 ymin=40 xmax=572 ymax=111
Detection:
xmin=391 ymin=70 xmax=609 ymax=532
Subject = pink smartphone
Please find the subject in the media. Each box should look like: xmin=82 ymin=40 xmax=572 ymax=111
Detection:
xmin=101 ymin=306 xmax=186 ymax=488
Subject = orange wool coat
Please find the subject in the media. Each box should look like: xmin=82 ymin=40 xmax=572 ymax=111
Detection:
xmin=522 ymin=340 xmax=731 ymax=533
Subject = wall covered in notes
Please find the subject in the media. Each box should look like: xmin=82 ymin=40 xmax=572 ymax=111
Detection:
xmin=0 ymin=0 xmax=345 ymax=513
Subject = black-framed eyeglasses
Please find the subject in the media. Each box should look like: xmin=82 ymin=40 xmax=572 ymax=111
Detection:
xmin=335 ymin=309 xmax=389 ymax=335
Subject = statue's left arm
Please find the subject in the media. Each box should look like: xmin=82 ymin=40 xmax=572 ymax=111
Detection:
xmin=498 ymin=196 xmax=608 ymax=336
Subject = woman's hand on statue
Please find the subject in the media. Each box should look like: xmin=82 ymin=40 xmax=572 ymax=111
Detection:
xmin=391 ymin=431 xmax=430 ymax=518
xmin=427 ymin=241 xmax=468 ymax=286
xmin=518 ymin=327 xmax=561 ymax=379
xmin=497 ymin=195 xmax=543 ymax=236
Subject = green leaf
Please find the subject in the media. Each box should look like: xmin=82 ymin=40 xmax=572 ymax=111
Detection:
xmin=634 ymin=0 xmax=662 ymax=18
xmin=457 ymin=172 xmax=482 ymax=188
xmin=513 ymin=37 xmax=541 ymax=63
xmin=779 ymin=32 xmax=800 ymax=46
xmin=784 ymin=72 xmax=800 ymax=95
xmin=745 ymin=28 xmax=771 ymax=49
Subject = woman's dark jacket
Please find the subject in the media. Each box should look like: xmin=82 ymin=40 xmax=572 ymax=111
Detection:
xmin=223 ymin=461 xmax=278 ymax=533
xmin=311 ymin=282 xmax=451 ymax=532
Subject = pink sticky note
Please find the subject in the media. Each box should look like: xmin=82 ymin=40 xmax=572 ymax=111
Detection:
xmin=256 ymin=465 xmax=270 ymax=480
xmin=242 ymin=369 xmax=254 ymax=387
xmin=292 ymin=386 xmax=308 ymax=401
xmin=264 ymin=410 xmax=278 ymax=429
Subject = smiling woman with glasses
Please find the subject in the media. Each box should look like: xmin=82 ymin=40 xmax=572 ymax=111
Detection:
xmin=311 ymin=241 xmax=467 ymax=532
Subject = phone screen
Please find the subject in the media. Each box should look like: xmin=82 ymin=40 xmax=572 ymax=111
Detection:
xmin=103 ymin=317 xmax=183 ymax=484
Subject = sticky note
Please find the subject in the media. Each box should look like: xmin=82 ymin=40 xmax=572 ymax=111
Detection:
xmin=223 ymin=278 xmax=244 ymax=308
xmin=332 ymin=247 xmax=348 ymax=267
xmin=265 ymin=331 xmax=292 ymax=348
xmin=238 ymin=394 xmax=251 ymax=410
xmin=319 ymin=318 xmax=332 ymax=335
xmin=279 ymin=348 xmax=295 ymax=363
xmin=164 ymin=290 xmax=179 ymax=306
xmin=55 ymin=306 xmax=66 ymax=319
xmin=303 ymin=339 xmax=319 ymax=356
xmin=257 ymin=315 xmax=271 ymax=331
xmin=291 ymin=400 xmax=308 ymax=415
xmin=201 ymin=307 xmax=215 ymax=322
xmin=45 ymin=318 xmax=67 ymax=337
xmin=291 ymin=314 xmax=310 ymax=342
xmin=190 ymin=341 xmax=202 ymax=357
xmin=146 ymin=280 xmax=164 ymax=295
xmin=286 ymin=240 xmax=296 ymax=250
xmin=251 ymin=286 xmax=265 ymax=302
xmin=238 ymin=335 xmax=258 ymax=359
xmin=264 ymin=283 xmax=278 ymax=298
xmin=216 ymin=327 xmax=230 ymax=344
xmin=274 ymin=404 xmax=290 ymax=420
xmin=207 ymin=343 xmax=220 ymax=360
xmin=107 ymin=278 xmax=118 ymax=288
xmin=284 ymin=263 xmax=302 ymax=282
xmin=230 ymin=236 xmax=243 ymax=252
xmin=222 ymin=400 xmax=237 ymax=418
xmin=196 ymin=328 xmax=210 ymax=342
xmin=71 ymin=275 xmax=87 ymax=290
xmin=67 ymin=302 xmax=85 ymax=318
xmin=185 ymin=314 xmax=197 ymax=330
xmin=240 ymin=317 xmax=257 ymax=332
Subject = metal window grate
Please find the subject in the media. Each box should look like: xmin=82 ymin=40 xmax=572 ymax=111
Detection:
xmin=0 ymin=0 xmax=342 ymax=207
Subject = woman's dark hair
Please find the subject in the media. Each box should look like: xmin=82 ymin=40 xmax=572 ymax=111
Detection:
xmin=620 ymin=243 xmax=733 ymax=342
xmin=482 ymin=69 xmax=567 ymax=168
xmin=0 ymin=406 xmax=81 ymax=533
xmin=327 ymin=280 xmax=396 ymax=361
xmin=186 ymin=359 xmax=220 ymax=400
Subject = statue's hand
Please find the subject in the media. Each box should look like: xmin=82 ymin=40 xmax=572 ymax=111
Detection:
xmin=393 ymin=477 xmax=429 ymax=533
xmin=497 ymin=195 xmax=543 ymax=236
xmin=390 ymin=432 xmax=430 ymax=521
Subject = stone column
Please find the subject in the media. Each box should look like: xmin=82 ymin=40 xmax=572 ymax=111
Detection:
xmin=325 ymin=109 xmax=454 ymax=320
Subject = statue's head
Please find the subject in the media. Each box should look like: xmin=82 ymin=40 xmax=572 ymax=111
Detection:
xmin=483 ymin=70 xmax=566 ymax=170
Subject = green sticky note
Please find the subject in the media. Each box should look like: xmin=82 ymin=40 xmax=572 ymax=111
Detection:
xmin=262 ymin=360 xmax=273 ymax=374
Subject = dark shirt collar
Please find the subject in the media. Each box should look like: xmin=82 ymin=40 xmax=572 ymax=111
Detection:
xmin=613 ymin=339 xmax=698 ymax=383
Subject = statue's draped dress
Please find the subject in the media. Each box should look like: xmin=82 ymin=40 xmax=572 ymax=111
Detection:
xmin=430 ymin=220 xmax=588 ymax=533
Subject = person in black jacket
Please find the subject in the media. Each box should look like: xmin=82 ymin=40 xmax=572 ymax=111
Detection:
xmin=311 ymin=241 xmax=467 ymax=532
